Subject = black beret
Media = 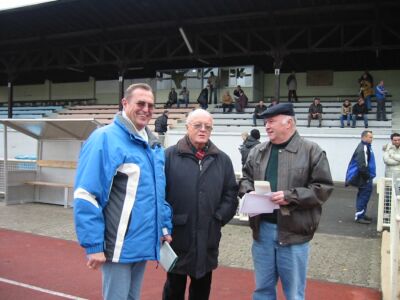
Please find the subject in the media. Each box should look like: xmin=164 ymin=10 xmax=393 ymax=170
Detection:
xmin=250 ymin=129 xmax=260 ymax=140
xmin=259 ymin=103 xmax=295 ymax=119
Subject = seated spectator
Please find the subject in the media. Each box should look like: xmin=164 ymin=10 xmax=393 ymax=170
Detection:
xmin=359 ymin=74 xmax=373 ymax=111
xmin=221 ymin=90 xmax=234 ymax=113
xmin=253 ymin=100 xmax=267 ymax=126
xmin=233 ymin=85 xmax=243 ymax=103
xmin=307 ymin=97 xmax=323 ymax=127
xmin=352 ymin=97 xmax=368 ymax=128
xmin=340 ymin=99 xmax=352 ymax=128
xmin=178 ymin=87 xmax=190 ymax=108
xmin=165 ymin=88 xmax=178 ymax=108
xmin=197 ymin=87 xmax=209 ymax=110
xmin=375 ymin=80 xmax=388 ymax=121
xmin=267 ymin=98 xmax=279 ymax=108
xmin=239 ymin=129 xmax=261 ymax=166
xmin=235 ymin=90 xmax=248 ymax=113
xmin=155 ymin=110 xmax=169 ymax=146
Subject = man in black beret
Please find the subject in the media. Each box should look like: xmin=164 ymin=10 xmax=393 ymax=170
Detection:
xmin=239 ymin=102 xmax=333 ymax=300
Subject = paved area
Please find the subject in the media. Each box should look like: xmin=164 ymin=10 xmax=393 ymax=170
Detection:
xmin=0 ymin=183 xmax=382 ymax=290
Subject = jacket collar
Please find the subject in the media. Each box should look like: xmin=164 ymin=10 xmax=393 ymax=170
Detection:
xmin=177 ymin=135 xmax=219 ymax=156
xmin=114 ymin=112 xmax=160 ymax=148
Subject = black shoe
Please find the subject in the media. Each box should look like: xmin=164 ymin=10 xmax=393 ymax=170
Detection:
xmin=318 ymin=124 xmax=322 ymax=128
xmin=355 ymin=218 xmax=371 ymax=224
xmin=383 ymin=119 xmax=388 ymax=121
xmin=340 ymin=126 xmax=344 ymax=128
xmin=307 ymin=125 xmax=310 ymax=128
xmin=365 ymin=126 xmax=368 ymax=128
xmin=351 ymin=126 xmax=355 ymax=128
xmin=363 ymin=215 xmax=372 ymax=221
xmin=347 ymin=124 xmax=350 ymax=127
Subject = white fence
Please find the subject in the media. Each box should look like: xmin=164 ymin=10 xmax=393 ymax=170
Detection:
xmin=0 ymin=159 xmax=36 ymax=194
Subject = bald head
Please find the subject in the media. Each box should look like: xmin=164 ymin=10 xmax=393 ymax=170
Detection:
xmin=186 ymin=109 xmax=213 ymax=126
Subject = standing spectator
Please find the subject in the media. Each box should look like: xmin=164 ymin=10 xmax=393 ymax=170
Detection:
xmin=178 ymin=87 xmax=190 ymax=108
xmin=197 ymin=87 xmax=209 ymax=110
xmin=239 ymin=129 xmax=260 ymax=166
xmin=359 ymin=73 xmax=373 ymax=111
xmin=383 ymin=133 xmax=400 ymax=177
xmin=155 ymin=110 xmax=169 ymax=146
xmin=345 ymin=130 xmax=376 ymax=224
xmin=352 ymin=97 xmax=368 ymax=128
xmin=286 ymin=71 xmax=298 ymax=102
xmin=375 ymin=80 xmax=388 ymax=121
xmin=162 ymin=109 xmax=238 ymax=300
xmin=221 ymin=90 xmax=234 ymax=113
xmin=358 ymin=71 xmax=373 ymax=88
xmin=167 ymin=88 xmax=178 ymax=108
xmin=307 ymin=97 xmax=323 ymax=127
xmin=253 ymin=100 xmax=267 ymax=126
xmin=207 ymin=71 xmax=219 ymax=104
xmin=73 ymin=83 xmax=172 ymax=300
xmin=239 ymin=103 xmax=333 ymax=300
xmin=340 ymin=99 xmax=352 ymax=128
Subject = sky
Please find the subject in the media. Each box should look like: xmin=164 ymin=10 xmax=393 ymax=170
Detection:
xmin=0 ymin=0 xmax=56 ymax=11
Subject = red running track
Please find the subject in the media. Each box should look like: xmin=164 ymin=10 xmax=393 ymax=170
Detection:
xmin=0 ymin=229 xmax=381 ymax=299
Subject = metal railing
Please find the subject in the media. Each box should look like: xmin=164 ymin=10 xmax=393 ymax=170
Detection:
xmin=377 ymin=177 xmax=393 ymax=231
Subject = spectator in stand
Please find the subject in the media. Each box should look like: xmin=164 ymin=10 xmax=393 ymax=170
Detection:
xmin=253 ymin=100 xmax=267 ymax=126
xmin=359 ymin=73 xmax=373 ymax=111
xmin=197 ymin=87 xmax=209 ymax=110
xmin=307 ymin=97 xmax=323 ymax=127
xmin=383 ymin=133 xmax=400 ymax=178
xmin=340 ymin=99 xmax=352 ymax=128
xmin=239 ymin=129 xmax=261 ymax=166
xmin=178 ymin=87 xmax=190 ymax=108
xmin=233 ymin=85 xmax=243 ymax=104
xmin=375 ymin=80 xmax=388 ymax=121
xmin=155 ymin=110 xmax=169 ymax=146
xmin=235 ymin=90 xmax=248 ymax=113
xmin=207 ymin=71 xmax=219 ymax=104
xmin=221 ymin=90 xmax=234 ymax=113
xmin=358 ymin=71 xmax=373 ymax=88
xmin=267 ymin=98 xmax=279 ymax=108
xmin=286 ymin=71 xmax=298 ymax=102
xmin=165 ymin=88 xmax=178 ymax=108
xmin=352 ymin=97 xmax=368 ymax=128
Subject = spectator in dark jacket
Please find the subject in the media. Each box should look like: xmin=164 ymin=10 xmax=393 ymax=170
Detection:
xmin=165 ymin=88 xmax=178 ymax=108
xmin=352 ymin=97 xmax=368 ymax=128
xmin=307 ymin=97 xmax=323 ymax=127
xmin=239 ymin=129 xmax=261 ymax=166
xmin=163 ymin=109 xmax=238 ymax=300
xmin=155 ymin=110 xmax=169 ymax=134
xmin=253 ymin=101 xmax=267 ymax=126
xmin=197 ymin=87 xmax=209 ymax=110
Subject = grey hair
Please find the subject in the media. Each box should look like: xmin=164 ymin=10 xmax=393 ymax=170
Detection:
xmin=186 ymin=109 xmax=213 ymax=125
xmin=124 ymin=83 xmax=153 ymax=98
xmin=361 ymin=130 xmax=372 ymax=138
xmin=281 ymin=115 xmax=297 ymax=126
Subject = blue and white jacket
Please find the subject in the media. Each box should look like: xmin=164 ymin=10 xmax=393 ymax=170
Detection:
xmin=345 ymin=141 xmax=376 ymax=187
xmin=73 ymin=113 xmax=172 ymax=263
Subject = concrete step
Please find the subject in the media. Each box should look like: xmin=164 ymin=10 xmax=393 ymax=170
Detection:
xmin=211 ymin=113 xmax=392 ymax=121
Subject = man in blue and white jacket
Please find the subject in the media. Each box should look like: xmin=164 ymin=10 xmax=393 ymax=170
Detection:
xmin=74 ymin=83 xmax=172 ymax=300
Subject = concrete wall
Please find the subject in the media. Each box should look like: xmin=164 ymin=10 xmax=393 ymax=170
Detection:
xmin=264 ymin=70 xmax=400 ymax=101
xmin=165 ymin=129 xmax=389 ymax=183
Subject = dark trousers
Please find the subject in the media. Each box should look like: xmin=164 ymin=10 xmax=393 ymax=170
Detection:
xmin=288 ymin=90 xmax=298 ymax=102
xmin=163 ymin=272 xmax=212 ymax=300
xmin=376 ymin=100 xmax=387 ymax=121
xmin=355 ymin=180 xmax=373 ymax=220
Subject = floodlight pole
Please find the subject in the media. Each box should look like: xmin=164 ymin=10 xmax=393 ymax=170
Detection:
xmin=7 ymin=81 xmax=13 ymax=118
xmin=118 ymin=75 xmax=124 ymax=111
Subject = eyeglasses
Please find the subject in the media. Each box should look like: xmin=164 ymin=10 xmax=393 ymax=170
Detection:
xmin=134 ymin=101 xmax=155 ymax=110
xmin=190 ymin=123 xmax=213 ymax=132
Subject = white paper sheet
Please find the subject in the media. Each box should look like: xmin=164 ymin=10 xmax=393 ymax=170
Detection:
xmin=239 ymin=193 xmax=279 ymax=216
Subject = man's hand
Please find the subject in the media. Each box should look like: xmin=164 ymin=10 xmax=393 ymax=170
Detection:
xmin=270 ymin=191 xmax=289 ymax=206
xmin=161 ymin=234 xmax=172 ymax=243
xmin=86 ymin=252 xmax=106 ymax=270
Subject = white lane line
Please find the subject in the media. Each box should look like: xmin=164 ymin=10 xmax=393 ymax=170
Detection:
xmin=0 ymin=277 xmax=88 ymax=300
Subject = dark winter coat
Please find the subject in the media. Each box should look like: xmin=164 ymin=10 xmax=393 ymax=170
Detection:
xmin=239 ymin=136 xmax=260 ymax=166
xmin=345 ymin=142 xmax=376 ymax=187
xmin=165 ymin=136 xmax=238 ymax=278
xmin=155 ymin=114 xmax=168 ymax=133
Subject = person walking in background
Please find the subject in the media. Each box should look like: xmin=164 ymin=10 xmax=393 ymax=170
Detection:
xmin=221 ymin=90 xmax=234 ymax=113
xmin=163 ymin=109 xmax=238 ymax=300
xmin=383 ymin=133 xmax=400 ymax=178
xmin=345 ymin=130 xmax=376 ymax=224
xmin=178 ymin=87 xmax=190 ymax=108
xmin=352 ymin=97 xmax=369 ymax=128
xmin=286 ymin=71 xmax=298 ymax=102
xmin=155 ymin=110 xmax=169 ymax=146
xmin=207 ymin=71 xmax=219 ymax=104
xmin=252 ymin=100 xmax=267 ymax=126
xmin=340 ymin=99 xmax=352 ymax=128
xmin=375 ymin=80 xmax=388 ymax=121
xmin=73 ymin=83 xmax=172 ymax=300
xmin=239 ymin=103 xmax=333 ymax=300
xmin=239 ymin=129 xmax=260 ymax=166
xmin=307 ymin=97 xmax=323 ymax=127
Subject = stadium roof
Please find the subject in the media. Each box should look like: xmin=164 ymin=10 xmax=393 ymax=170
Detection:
xmin=0 ymin=0 xmax=399 ymax=84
